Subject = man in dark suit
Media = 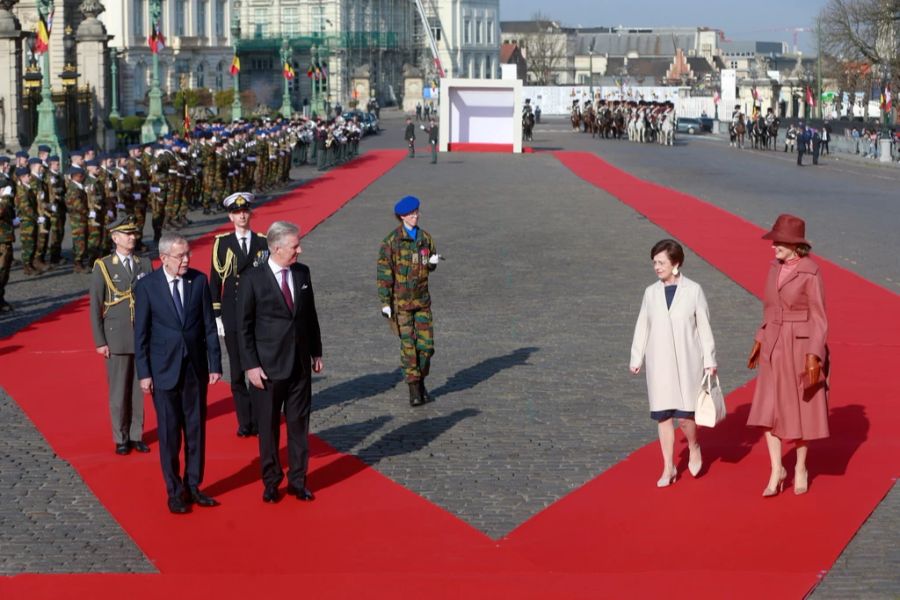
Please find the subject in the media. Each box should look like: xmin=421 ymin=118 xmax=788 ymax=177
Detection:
xmin=89 ymin=216 xmax=152 ymax=455
xmin=237 ymin=221 xmax=323 ymax=503
xmin=134 ymin=232 xmax=223 ymax=514
xmin=404 ymin=117 xmax=416 ymax=158
xmin=796 ymin=122 xmax=808 ymax=166
xmin=209 ymin=192 xmax=268 ymax=437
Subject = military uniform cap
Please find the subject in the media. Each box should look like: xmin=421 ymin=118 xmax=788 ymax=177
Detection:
xmin=85 ymin=159 xmax=99 ymax=168
xmin=38 ymin=145 xmax=52 ymax=153
xmin=127 ymin=144 xmax=141 ymax=151
xmin=113 ymin=151 xmax=127 ymax=159
xmin=70 ymin=149 xmax=84 ymax=158
xmin=394 ymin=195 xmax=420 ymax=216
xmin=108 ymin=215 xmax=140 ymax=234
xmin=223 ymin=192 xmax=254 ymax=212
xmin=27 ymin=157 xmax=42 ymax=165
xmin=15 ymin=166 xmax=30 ymax=177
xmin=0 ymin=156 xmax=10 ymax=164
xmin=68 ymin=165 xmax=85 ymax=176
xmin=48 ymin=155 xmax=60 ymax=162
xmin=15 ymin=150 xmax=29 ymax=158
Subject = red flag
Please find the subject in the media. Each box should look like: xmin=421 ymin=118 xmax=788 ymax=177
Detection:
xmin=805 ymin=86 xmax=816 ymax=107
xmin=183 ymin=103 xmax=191 ymax=135
xmin=33 ymin=11 xmax=52 ymax=55
xmin=283 ymin=63 xmax=295 ymax=80
xmin=230 ymin=55 xmax=240 ymax=76
xmin=148 ymin=21 xmax=166 ymax=54
xmin=881 ymin=82 xmax=892 ymax=112
xmin=713 ymin=90 xmax=720 ymax=104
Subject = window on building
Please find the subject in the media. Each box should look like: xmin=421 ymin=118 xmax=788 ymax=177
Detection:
xmin=468 ymin=56 xmax=474 ymax=77
xmin=216 ymin=61 xmax=224 ymax=89
xmin=429 ymin=17 xmax=441 ymax=42
xmin=476 ymin=20 xmax=482 ymax=45
xmin=132 ymin=0 xmax=144 ymax=39
xmin=730 ymin=61 xmax=738 ymax=69
xmin=254 ymin=8 xmax=268 ymax=38
xmin=215 ymin=0 xmax=225 ymax=37
xmin=133 ymin=62 xmax=147 ymax=101
xmin=283 ymin=7 xmax=298 ymax=37
xmin=485 ymin=55 xmax=493 ymax=79
xmin=197 ymin=0 xmax=207 ymax=37
xmin=464 ymin=19 xmax=471 ymax=44
xmin=175 ymin=59 xmax=190 ymax=86
xmin=196 ymin=62 xmax=205 ymax=87
xmin=312 ymin=6 xmax=326 ymax=35
xmin=487 ymin=20 xmax=494 ymax=45
xmin=175 ymin=0 xmax=186 ymax=36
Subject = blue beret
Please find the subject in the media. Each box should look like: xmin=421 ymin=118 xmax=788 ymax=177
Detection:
xmin=69 ymin=149 xmax=84 ymax=158
xmin=394 ymin=195 xmax=420 ymax=216
xmin=80 ymin=147 xmax=94 ymax=153
xmin=84 ymin=159 xmax=99 ymax=167
xmin=127 ymin=144 xmax=141 ymax=151
xmin=27 ymin=157 xmax=42 ymax=165
xmin=68 ymin=166 xmax=85 ymax=175
xmin=48 ymin=155 xmax=60 ymax=162
xmin=0 ymin=156 xmax=10 ymax=164
xmin=15 ymin=150 xmax=28 ymax=158
xmin=15 ymin=166 xmax=30 ymax=177
xmin=38 ymin=145 xmax=51 ymax=153
xmin=113 ymin=151 xmax=126 ymax=159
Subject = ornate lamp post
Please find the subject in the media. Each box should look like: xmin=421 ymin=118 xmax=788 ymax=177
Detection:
xmin=59 ymin=25 xmax=79 ymax=153
xmin=109 ymin=47 xmax=120 ymax=120
xmin=310 ymin=44 xmax=318 ymax=117
xmin=230 ymin=0 xmax=242 ymax=121
xmin=30 ymin=0 xmax=61 ymax=157
xmin=280 ymin=39 xmax=292 ymax=118
xmin=588 ymin=37 xmax=596 ymax=101
xmin=141 ymin=0 xmax=169 ymax=142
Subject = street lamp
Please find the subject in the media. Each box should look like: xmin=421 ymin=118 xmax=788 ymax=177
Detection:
xmin=141 ymin=0 xmax=170 ymax=142
xmin=30 ymin=0 xmax=61 ymax=157
xmin=109 ymin=47 xmax=121 ymax=121
xmin=588 ymin=37 xmax=596 ymax=101
xmin=279 ymin=39 xmax=292 ymax=118
xmin=230 ymin=0 xmax=242 ymax=121
xmin=60 ymin=25 xmax=79 ymax=152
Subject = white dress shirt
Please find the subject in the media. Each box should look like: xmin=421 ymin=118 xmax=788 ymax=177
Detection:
xmin=267 ymin=258 xmax=294 ymax=302
xmin=164 ymin=270 xmax=185 ymax=307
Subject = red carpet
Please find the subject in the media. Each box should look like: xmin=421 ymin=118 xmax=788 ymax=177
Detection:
xmin=2 ymin=150 xmax=898 ymax=599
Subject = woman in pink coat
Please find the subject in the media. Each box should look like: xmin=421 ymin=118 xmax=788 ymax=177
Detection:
xmin=630 ymin=240 xmax=717 ymax=488
xmin=748 ymin=214 xmax=829 ymax=497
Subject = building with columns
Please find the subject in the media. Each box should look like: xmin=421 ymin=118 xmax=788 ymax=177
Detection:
xmin=424 ymin=0 xmax=500 ymax=80
xmin=100 ymin=0 xmax=236 ymax=116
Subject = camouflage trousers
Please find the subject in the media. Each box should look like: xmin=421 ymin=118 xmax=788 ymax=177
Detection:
xmin=0 ymin=242 xmax=12 ymax=299
xmin=69 ymin=215 xmax=87 ymax=265
xmin=18 ymin=219 xmax=36 ymax=265
xmin=36 ymin=220 xmax=51 ymax=262
xmin=49 ymin=210 xmax=66 ymax=261
xmin=396 ymin=307 xmax=434 ymax=383
xmin=133 ymin=201 xmax=148 ymax=245
xmin=87 ymin=219 xmax=103 ymax=263
xmin=165 ymin=182 xmax=182 ymax=224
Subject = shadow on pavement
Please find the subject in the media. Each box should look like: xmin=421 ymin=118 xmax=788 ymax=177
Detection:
xmin=430 ymin=347 xmax=538 ymax=398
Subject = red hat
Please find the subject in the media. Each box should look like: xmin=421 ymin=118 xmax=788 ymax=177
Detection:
xmin=762 ymin=214 xmax=810 ymax=246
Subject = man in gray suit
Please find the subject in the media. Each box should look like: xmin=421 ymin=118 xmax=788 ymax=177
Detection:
xmin=89 ymin=215 xmax=151 ymax=455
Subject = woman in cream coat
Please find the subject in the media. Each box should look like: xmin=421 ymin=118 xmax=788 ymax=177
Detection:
xmin=630 ymin=239 xmax=717 ymax=487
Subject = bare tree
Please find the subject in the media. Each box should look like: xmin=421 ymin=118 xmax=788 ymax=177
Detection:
xmin=523 ymin=12 xmax=565 ymax=86
xmin=819 ymin=0 xmax=900 ymax=82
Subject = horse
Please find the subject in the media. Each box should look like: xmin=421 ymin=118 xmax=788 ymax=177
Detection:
xmin=570 ymin=107 xmax=581 ymax=132
xmin=751 ymin=117 xmax=767 ymax=150
xmin=766 ymin=119 xmax=779 ymax=150
xmin=522 ymin=111 xmax=535 ymax=142
xmin=729 ymin=116 xmax=746 ymax=149
xmin=659 ymin=116 xmax=674 ymax=146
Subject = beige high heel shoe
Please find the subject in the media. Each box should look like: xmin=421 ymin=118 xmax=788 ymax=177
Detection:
xmin=657 ymin=466 xmax=677 ymax=488
xmin=688 ymin=445 xmax=702 ymax=477
xmin=762 ymin=467 xmax=787 ymax=497
xmin=794 ymin=469 xmax=809 ymax=495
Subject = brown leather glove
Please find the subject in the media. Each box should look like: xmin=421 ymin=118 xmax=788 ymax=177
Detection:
xmin=747 ymin=341 xmax=761 ymax=369
xmin=805 ymin=354 xmax=821 ymax=387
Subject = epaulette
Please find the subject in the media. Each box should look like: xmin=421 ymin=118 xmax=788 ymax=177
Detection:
xmin=256 ymin=232 xmax=266 ymax=238
xmin=215 ymin=232 xmax=229 ymax=238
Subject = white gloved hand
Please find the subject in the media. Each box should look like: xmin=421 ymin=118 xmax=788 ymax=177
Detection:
xmin=133 ymin=193 xmax=141 ymax=200
xmin=215 ymin=317 xmax=225 ymax=337
xmin=50 ymin=204 xmax=57 ymax=212
xmin=107 ymin=210 xmax=115 ymax=218
xmin=381 ymin=306 xmax=392 ymax=319
xmin=428 ymin=254 xmax=441 ymax=265
xmin=0 ymin=186 xmax=12 ymax=197
xmin=88 ymin=210 xmax=97 ymax=219
xmin=37 ymin=216 xmax=46 ymax=224
xmin=12 ymin=217 xmax=21 ymax=227
xmin=116 ymin=203 xmax=126 ymax=210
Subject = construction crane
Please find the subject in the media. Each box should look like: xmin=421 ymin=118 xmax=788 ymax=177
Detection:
xmin=412 ymin=0 xmax=445 ymax=78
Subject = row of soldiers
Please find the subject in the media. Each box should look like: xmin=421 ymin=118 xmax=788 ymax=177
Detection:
xmin=0 ymin=115 xmax=368 ymax=313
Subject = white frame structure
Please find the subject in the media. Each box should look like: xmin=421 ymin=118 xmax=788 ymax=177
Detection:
xmin=439 ymin=77 xmax=523 ymax=153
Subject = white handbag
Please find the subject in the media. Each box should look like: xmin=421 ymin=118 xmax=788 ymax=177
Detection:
xmin=695 ymin=373 xmax=726 ymax=427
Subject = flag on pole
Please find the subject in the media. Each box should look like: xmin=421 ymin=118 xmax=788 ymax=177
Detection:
xmin=307 ymin=64 xmax=314 ymax=78
xmin=230 ymin=55 xmax=240 ymax=76
xmin=283 ymin=62 xmax=295 ymax=80
xmin=751 ymin=86 xmax=758 ymax=100
xmin=183 ymin=105 xmax=191 ymax=136
xmin=881 ymin=82 xmax=892 ymax=112
xmin=33 ymin=10 xmax=53 ymax=55
xmin=149 ymin=20 xmax=166 ymax=54
xmin=713 ymin=90 xmax=720 ymax=104
xmin=805 ymin=86 xmax=816 ymax=107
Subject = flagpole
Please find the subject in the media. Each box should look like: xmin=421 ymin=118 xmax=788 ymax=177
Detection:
xmin=230 ymin=0 xmax=242 ymax=122
xmin=30 ymin=0 xmax=61 ymax=157
xmin=280 ymin=38 xmax=292 ymax=119
xmin=141 ymin=0 xmax=169 ymax=142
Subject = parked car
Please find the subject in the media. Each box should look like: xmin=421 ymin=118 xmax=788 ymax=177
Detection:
xmin=698 ymin=116 xmax=714 ymax=132
xmin=676 ymin=117 xmax=704 ymax=135
xmin=343 ymin=110 xmax=379 ymax=135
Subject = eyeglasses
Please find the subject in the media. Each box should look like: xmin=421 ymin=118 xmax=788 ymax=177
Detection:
xmin=164 ymin=252 xmax=192 ymax=261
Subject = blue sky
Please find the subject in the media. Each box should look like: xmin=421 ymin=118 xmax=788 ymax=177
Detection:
xmin=498 ymin=1 xmax=828 ymax=54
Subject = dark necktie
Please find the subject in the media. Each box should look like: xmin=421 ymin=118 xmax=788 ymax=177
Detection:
xmin=281 ymin=269 xmax=294 ymax=312
xmin=172 ymin=279 xmax=184 ymax=322
xmin=240 ymin=237 xmax=248 ymax=255
xmin=123 ymin=256 xmax=132 ymax=275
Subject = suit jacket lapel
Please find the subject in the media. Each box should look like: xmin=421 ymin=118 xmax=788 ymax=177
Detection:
xmin=291 ymin=267 xmax=302 ymax=316
xmin=267 ymin=266 xmax=293 ymax=315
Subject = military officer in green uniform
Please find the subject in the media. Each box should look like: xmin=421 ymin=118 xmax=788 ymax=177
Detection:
xmin=28 ymin=157 xmax=53 ymax=271
xmin=0 ymin=159 xmax=15 ymax=311
xmin=209 ymin=192 xmax=267 ymax=437
xmin=377 ymin=196 xmax=442 ymax=406
xmin=84 ymin=159 xmax=107 ymax=264
xmin=46 ymin=155 xmax=67 ymax=265
xmin=14 ymin=166 xmax=44 ymax=275
xmin=89 ymin=215 xmax=151 ymax=455
xmin=65 ymin=166 xmax=90 ymax=273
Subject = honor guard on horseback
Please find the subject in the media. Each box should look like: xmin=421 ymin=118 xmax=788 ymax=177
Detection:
xmin=210 ymin=192 xmax=267 ymax=437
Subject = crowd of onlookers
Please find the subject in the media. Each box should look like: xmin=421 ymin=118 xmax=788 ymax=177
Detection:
xmin=844 ymin=127 xmax=900 ymax=161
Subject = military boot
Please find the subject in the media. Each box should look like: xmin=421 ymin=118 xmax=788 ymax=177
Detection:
xmin=33 ymin=258 xmax=52 ymax=272
xmin=22 ymin=263 xmax=37 ymax=276
xmin=419 ymin=378 xmax=434 ymax=403
xmin=408 ymin=382 xmax=423 ymax=407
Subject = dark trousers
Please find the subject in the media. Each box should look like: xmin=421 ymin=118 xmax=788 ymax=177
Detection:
xmin=251 ymin=363 xmax=312 ymax=489
xmin=152 ymin=359 xmax=206 ymax=499
xmin=224 ymin=329 xmax=254 ymax=430
xmin=812 ymin=142 xmax=820 ymax=165
xmin=797 ymin=148 xmax=805 ymax=165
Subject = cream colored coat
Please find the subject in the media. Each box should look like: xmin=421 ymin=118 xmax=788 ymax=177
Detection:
xmin=630 ymin=276 xmax=717 ymax=412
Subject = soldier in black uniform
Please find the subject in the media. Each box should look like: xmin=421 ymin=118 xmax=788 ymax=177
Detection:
xmin=210 ymin=192 xmax=267 ymax=437
xmin=404 ymin=117 xmax=416 ymax=158
xmin=424 ymin=118 xmax=439 ymax=164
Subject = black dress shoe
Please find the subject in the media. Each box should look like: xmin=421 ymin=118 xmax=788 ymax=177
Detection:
xmin=286 ymin=485 xmax=315 ymax=502
xmin=262 ymin=485 xmax=280 ymax=503
xmin=188 ymin=487 xmax=220 ymax=507
xmin=167 ymin=496 xmax=189 ymax=514
xmin=236 ymin=426 xmax=252 ymax=438
xmin=130 ymin=441 xmax=150 ymax=453
xmin=115 ymin=443 xmax=130 ymax=455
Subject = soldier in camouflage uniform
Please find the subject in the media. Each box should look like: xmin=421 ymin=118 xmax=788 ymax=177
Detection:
xmin=65 ymin=166 xmax=90 ymax=273
xmin=46 ymin=155 xmax=67 ymax=265
xmin=377 ymin=195 xmax=442 ymax=406
xmin=27 ymin=158 xmax=53 ymax=270
xmin=14 ymin=167 xmax=43 ymax=275
xmin=0 ymin=158 xmax=15 ymax=311
xmin=148 ymin=143 xmax=171 ymax=241
xmin=128 ymin=145 xmax=149 ymax=252
xmin=84 ymin=160 xmax=107 ymax=265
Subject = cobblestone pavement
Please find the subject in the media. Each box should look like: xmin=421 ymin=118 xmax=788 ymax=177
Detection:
xmin=1 ymin=114 xmax=897 ymax=596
